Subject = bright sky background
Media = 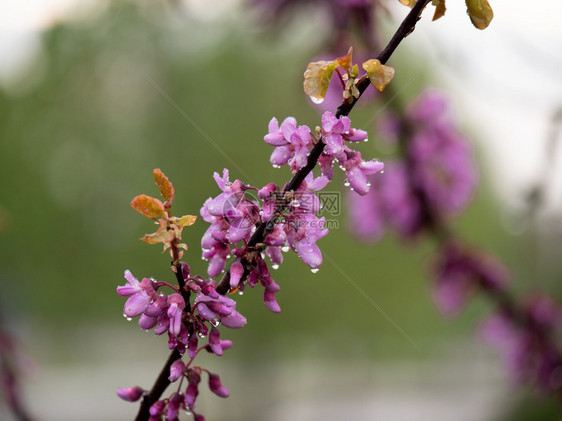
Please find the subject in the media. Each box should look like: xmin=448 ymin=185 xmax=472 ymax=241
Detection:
xmin=1 ymin=0 xmax=562 ymax=215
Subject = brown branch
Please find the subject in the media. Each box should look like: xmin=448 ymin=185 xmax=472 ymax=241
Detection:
xmin=134 ymin=1 xmax=432 ymax=418
xmin=216 ymin=0 xmax=430 ymax=295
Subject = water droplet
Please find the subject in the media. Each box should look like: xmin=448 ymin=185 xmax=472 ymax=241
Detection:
xmin=350 ymin=187 xmax=354 ymax=191
xmin=380 ymin=170 xmax=385 ymax=174
xmin=211 ymin=319 xmax=221 ymax=327
xmin=126 ymin=317 xmax=132 ymax=322
xmin=311 ymin=268 xmax=320 ymax=274
xmin=272 ymin=164 xmax=281 ymax=169
xmin=344 ymin=180 xmax=350 ymax=187
xmin=238 ymin=291 xmax=244 ymax=295
xmin=271 ymin=263 xmax=279 ymax=270
xmin=282 ymin=246 xmax=290 ymax=252
xmin=226 ymin=254 xmax=231 ymax=259
xmin=363 ymin=138 xmax=368 ymax=142
xmin=366 ymin=182 xmax=371 ymax=187
xmin=310 ymin=96 xmax=324 ymax=104
xmin=198 ymin=332 xmax=207 ymax=339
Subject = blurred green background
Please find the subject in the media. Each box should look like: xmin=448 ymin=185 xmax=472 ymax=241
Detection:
xmin=0 ymin=1 xmax=561 ymax=420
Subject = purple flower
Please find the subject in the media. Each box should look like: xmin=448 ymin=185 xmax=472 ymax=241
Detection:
xmin=201 ymin=169 xmax=261 ymax=278
xmin=208 ymin=372 xmax=229 ymax=398
xmin=166 ymin=392 xmax=184 ymax=420
xmin=285 ymin=213 xmax=328 ymax=269
xmin=264 ymin=117 xmax=313 ymax=171
xmin=321 ymin=111 xmax=368 ymax=157
xmin=167 ymin=294 xmax=185 ymax=336
xmin=342 ymin=151 xmax=384 ymax=195
xmin=117 ymin=271 xmax=157 ymax=318
xmin=407 ymin=90 xmax=477 ymax=214
xmin=208 ymin=327 xmax=223 ymax=356
xmin=478 ymin=298 xmax=562 ymax=393
xmin=185 ymin=369 xmax=201 ymax=409
xmin=169 ymin=359 xmax=186 ymax=382
xmin=116 ymin=386 xmax=145 ymax=402
xmin=149 ymin=400 xmax=166 ymax=417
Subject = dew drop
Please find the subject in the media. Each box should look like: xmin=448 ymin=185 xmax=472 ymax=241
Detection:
xmin=380 ymin=170 xmax=385 ymax=174
xmin=126 ymin=317 xmax=132 ymax=322
xmin=281 ymin=246 xmax=290 ymax=252
xmin=350 ymin=187 xmax=354 ymax=191
xmin=198 ymin=332 xmax=207 ymax=339
xmin=271 ymin=263 xmax=279 ymax=270
xmin=363 ymin=138 xmax=368 ymax=142
xmin=344 ymin=180 xmax=350 ymax=187
xmin=311 ymin=268 xmax=319 ymax=274
xmin=238 ymin=290 xmax=244 ymax=295
xmin=272 ymin=164 xmax=281 ymax=169
xmin=310 ymin=96 xmax=324 ymax=104
xmin=366 ymin=182 xmax=371 ymax=187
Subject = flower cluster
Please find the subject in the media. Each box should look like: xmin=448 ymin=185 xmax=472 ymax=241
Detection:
xmin=258 ymin=172 xmax=330 ymax=270
xmin=265 ymin=111 xmax=383 ymax=194
xmin=348 ymin=90 xmax=477 ymax=240
xmin=432 ymin=242 xmax=508 ymax=316
xmin=116 ymin=262 xmax=246 ymax=418
xmin=479 ymin=296 xmax=562 ymax=394
xmin=201 ymin=169 xmax=260 ymax=277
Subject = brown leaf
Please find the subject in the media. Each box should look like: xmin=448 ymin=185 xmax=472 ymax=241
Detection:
xmin=131 ymin=195 xmax=165 ymax=219
xmin=432 ymin=0 xmax=446 ymax=21
xmin=153 ymin=168 xmax=175 ymax=204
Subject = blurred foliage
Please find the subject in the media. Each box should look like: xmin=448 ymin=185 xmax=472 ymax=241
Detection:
xmin=0 ymin=0 xmax=559 ymax=370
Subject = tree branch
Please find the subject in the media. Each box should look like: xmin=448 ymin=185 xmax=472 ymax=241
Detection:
xmin=135 ymin=1 xmax=432 ymax=417
xmin=216 ymin=0 xmax=430 ymax=295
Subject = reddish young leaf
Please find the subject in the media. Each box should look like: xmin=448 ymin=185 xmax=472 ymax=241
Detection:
xmin=131 ymin=194 xmax=166 ymax=219
xmin=153 ymin=168 xmax=175 ymax=204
